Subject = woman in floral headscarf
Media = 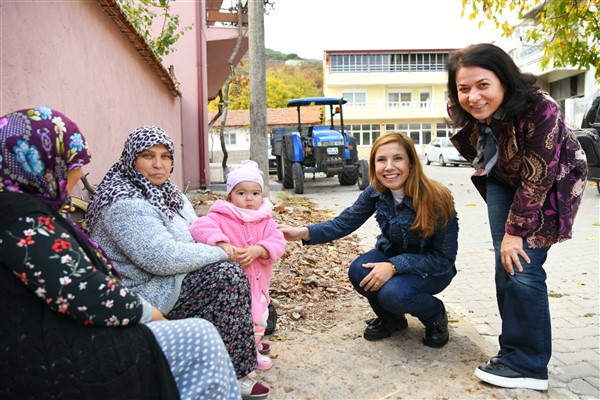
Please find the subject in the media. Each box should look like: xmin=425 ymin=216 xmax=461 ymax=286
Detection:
xmin=0 ymin=108 xmax=241 ymax=400
xmin=86 ymin=126 xmax=269 ymax=400
xmin=447 ymin=44 xmax=587 ymax=391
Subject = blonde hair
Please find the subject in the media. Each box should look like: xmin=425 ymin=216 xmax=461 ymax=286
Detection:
xmin=369 ymin=132 xmax=455 ymax=238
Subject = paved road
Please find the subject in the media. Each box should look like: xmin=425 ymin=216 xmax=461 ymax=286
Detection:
xmin=272 ymin=162 xmax=600 ymax=399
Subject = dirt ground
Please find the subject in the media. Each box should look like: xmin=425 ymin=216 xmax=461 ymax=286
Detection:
xmin=189 ymin=190 xmax=551 ymax=400
xmin=258 ymin=290 xmax=557 ymax=400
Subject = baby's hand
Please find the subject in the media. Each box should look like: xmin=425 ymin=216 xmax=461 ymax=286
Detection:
xmin=236 ymin=245 xmax=267 ymax=267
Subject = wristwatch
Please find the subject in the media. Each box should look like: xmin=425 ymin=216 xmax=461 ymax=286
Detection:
xmin=391 ymin=265 xmax=398 ymax=275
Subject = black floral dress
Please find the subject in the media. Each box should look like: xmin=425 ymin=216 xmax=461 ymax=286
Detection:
xmin=2 ymin=212 xmax=145 ymax=325
xmin=0 ymin=193 xmax=179 ymax=399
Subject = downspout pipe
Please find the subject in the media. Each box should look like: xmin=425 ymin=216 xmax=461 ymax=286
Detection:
xmin=196 ymin=1 xmax=208 ymax=187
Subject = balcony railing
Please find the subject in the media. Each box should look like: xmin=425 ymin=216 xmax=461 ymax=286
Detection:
xmin=509 ymin=45 xmax=543 ymax=65
xmin=339 ymin=101 xmax=448 ymax=121
xmin=330 ymin=64 xmax=448 ymax=73
xmin=344 ymin=101 xmax=447 ymax=110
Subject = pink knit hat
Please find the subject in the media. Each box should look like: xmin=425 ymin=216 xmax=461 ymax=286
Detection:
xmin=226 ymin=160 xmax=264 ymax=196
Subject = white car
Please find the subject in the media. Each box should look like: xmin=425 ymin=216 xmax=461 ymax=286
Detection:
xmin=268 ymin=138 xmax=277 ymax=174
xmin=424 ymin=137 xmax=469 ymax=167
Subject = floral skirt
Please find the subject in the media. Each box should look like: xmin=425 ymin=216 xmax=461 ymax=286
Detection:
xmin=166 ymin=261 xmax=256 ymax=378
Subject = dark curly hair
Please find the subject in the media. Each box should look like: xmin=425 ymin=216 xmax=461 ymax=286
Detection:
xmin=446 ymin=43 xmax=540 ymax=128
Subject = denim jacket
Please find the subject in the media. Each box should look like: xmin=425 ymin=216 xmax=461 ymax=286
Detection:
xmin=306 ymin=185 xmax=458 ymax=278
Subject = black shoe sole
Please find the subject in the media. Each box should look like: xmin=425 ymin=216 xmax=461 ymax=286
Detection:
xmin=422 ymin=335 xmax=449 ymax=348
xmin=364 ymin=330 xmax=394 ymax=341
xmin=364 ymin=319 xmax=408 ymax=341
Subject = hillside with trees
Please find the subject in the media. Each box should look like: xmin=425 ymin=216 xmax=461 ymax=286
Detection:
xmin=209 ymin=49 xmax=323 ymax=110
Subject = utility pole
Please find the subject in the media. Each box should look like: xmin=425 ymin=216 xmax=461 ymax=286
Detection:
xmin=248 ymin=0 xmax=269 ymax=196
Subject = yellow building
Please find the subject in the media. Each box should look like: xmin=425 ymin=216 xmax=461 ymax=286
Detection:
xmin=323 ymin=49 xmax=457 ymax=158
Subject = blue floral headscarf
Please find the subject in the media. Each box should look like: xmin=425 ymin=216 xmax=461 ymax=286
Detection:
xmin=0 ymin=107 xmax=92 ymax=209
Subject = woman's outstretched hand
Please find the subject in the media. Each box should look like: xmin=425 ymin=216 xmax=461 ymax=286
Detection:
xmin=278 ymin=224 xmax=309 ymax=241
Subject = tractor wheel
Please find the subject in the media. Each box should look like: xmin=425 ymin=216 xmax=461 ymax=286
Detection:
xmin=282 ymin=142 xmax=294 ymax=189
xmin=276 ymin=155 xmax=283 ymax=182
xmin=439 ymin=155 xmax=446 ymax=167
xmin=338 ymin=163 xmax=358 ymax=186
xmin=357 ymin=159 xmax=369 ymax=190
xmin=292 ymin=162 xmax=304 ymax=194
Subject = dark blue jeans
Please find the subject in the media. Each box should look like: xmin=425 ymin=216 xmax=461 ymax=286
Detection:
xmin=486 ymin=178 xmax=551 ymax=379
xmin=348 ymin=248 xmax=455 ymax=326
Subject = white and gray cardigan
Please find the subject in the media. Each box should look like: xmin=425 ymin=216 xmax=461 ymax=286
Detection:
xmin=89 ymin=196 xmax=227 ymax=314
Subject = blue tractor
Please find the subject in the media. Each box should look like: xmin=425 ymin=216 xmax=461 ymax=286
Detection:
xmin=271 ymin=97 xmax=369 ymax=194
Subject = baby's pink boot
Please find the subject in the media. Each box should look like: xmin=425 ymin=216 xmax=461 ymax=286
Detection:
xmin=256 ymin=350 xmax=272 ymax=371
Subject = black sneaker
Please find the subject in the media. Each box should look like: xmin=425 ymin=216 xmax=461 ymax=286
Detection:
xmin=363 ymin=315 xmax=408 ymax=341
xmin=474 ymin=363 xmax=548 ymax=391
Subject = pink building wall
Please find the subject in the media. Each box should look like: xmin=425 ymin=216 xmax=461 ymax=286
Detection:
xmin=161 ymin=0 xmax=205 ymax=189
xmin=0 ymin=1 xmax=184 ymax=197
xmin=164 ymin=1 xmax=249 ymax=188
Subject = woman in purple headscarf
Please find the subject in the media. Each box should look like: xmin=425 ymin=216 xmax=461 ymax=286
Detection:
xmin=0 ymin=107 xmax=240 ymax=399
xmin=447 ymin=44 xmax=588 ymax=391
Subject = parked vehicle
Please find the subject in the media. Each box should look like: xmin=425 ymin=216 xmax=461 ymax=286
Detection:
xmin=270 ymin=97 xmax=369 ymax=194
xmin=267 ymin=139 xmax=277 ymax=175
xmin=575 ymin=95 xmax=600 ymax=193
xmin=424 ymin=137 xmax=468 ymax=167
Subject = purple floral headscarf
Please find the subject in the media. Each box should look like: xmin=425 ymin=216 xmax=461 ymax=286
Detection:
xmin=0 ymin=107 xmax=92 ymax=209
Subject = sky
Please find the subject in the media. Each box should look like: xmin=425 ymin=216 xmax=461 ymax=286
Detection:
xmin=263 ymin=0 xmax=500 ymax=60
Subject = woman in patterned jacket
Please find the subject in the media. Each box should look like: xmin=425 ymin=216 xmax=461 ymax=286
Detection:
xmin=447 ymin=43 xmax=588 ymax=391
xmin=86 ymin=125 xmax=269 ymax=400
xmin=0 ymin=107 xmax=240 ymax=399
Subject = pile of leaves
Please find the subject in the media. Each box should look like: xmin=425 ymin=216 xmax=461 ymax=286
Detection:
xmin=188 ymin=190 xmax=365 ymax=333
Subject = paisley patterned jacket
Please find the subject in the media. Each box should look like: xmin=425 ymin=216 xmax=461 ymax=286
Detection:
xmin=450 ymin=93 xmax=588 ymax=248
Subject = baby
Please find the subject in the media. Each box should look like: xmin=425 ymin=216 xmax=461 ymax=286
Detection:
xmin=189 ymin=160 xmax=286 ymax=371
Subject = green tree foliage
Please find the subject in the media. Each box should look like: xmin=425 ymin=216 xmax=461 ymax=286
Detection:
xmin=462 ymin=0 xmax=600 ymax=82
xmin=209 ymin=52 xmax=323 ymax=110
xmin=265 ymin=48 xmax=290 ymax=60
xmin=117 ymin=0 xmax=192 ymax=61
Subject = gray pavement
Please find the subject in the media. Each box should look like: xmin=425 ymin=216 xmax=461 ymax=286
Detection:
xmin=271 ymin=162 xmax=600 ymax=399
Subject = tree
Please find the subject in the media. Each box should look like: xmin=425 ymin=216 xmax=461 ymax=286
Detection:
xmin=462 ymin=0 xmax=600 ymax=82
xmin=209 ymin=58 xmax=323 ymax=110
xmin=117 ymin=0 xmax=192 ymax=61
xmin=208 ymin=0 xmax=246 ymax=173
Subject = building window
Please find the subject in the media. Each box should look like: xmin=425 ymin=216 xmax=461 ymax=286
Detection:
xmin=385 ymin=123 xmax=431 ymax=145
xmin=422 ymin=124 xmax=432 ymax=144
xmin=388 ymin=92 xmax=400 ymax=107
xmin=436 ymin=123 xmax=455 ymax=138
xmin=224 ymin=132 xmax=236 ymax=145
xmin=347 ymin=123 xmax=380 ymax=146
xmin=550 ymin=73 xmax=586 ymax=112
xmin=387 ymin=91 xmax=411 ymax=107
xmin=330 ymin=52 xmax=450 ymax=73
xmin=420 ymin=92 xmax=430 ymax=108
xmin=343 ymin=92 xmax=366 ymax=107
